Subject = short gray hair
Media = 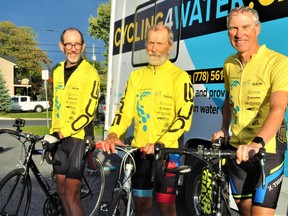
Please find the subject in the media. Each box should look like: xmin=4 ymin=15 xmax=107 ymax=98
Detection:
xmin=146 ymin=24 xmax=174 ymax=45
xmin=226 ymin=6 xmax=260 ymax=28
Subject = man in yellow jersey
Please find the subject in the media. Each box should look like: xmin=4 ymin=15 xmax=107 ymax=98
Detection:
xmin=97 ymin=24 xmax=194 ymax=216
xmin=44 ymin=27 xmax=100 ymax=216
xmin=212 ymin=7 xmax=288 ymax=216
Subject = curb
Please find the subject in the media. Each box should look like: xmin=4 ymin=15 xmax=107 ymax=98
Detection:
xmin=0 ymin=117 xmax=51 ymax=120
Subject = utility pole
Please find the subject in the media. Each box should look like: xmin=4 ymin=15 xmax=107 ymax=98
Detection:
xmin=92 ymin=44 xmax=96 ymax=67
xmin=42 ymin=70 xmax=49 ymax=128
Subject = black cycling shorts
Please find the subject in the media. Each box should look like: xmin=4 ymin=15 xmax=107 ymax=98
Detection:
xmin=132 ymin=150 xmax=180 ymax=204
xmin=229 ymin=148 xmax=284 ymax=209
xmin=53 ymin=137 xmax=86 ymax=180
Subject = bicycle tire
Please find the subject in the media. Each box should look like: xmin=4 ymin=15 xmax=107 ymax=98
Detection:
xmin=81 ymin=155 xmax=105 ymax=216
xmin=0 ymin=168 xmax=32 ymax=216
xmin=108 ymin=189 xmax=130 ymax=216
xmin=184 ymin=160 xmax=205 ymax=215
xmin=185 ymin=161 xmax=234 ymax=216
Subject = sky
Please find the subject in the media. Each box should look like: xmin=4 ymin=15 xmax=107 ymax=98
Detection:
xmin=0 ymin=0 xmax=107 ymax=67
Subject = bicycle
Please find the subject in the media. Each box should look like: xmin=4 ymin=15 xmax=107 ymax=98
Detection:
xmin=0 ymin=118 xmax=105 ymax=216
xmin=153 ymin=139 xmax=266 ymax=216
xmin=105 ymin=144 xmax=139 ymax=216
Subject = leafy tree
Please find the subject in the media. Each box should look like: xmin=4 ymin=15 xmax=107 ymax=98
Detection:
xmin=86 ymin=60 xmax=107 ymax=93
xmin=0 ymin=21 xmax=51 ymax=95
xmin=88 ymin=1 xmax=111 ymax=65
xmin=0 ymin=71 xmax=12 ymax=112
xmin=88 ymin=1 xmax=111 ymax=93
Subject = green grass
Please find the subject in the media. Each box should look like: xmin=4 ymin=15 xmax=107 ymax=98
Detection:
xmin=0 ymin=111 xmax=52 ymax=119
xmin=22 ymin=126 xmax=50 ymax=135
xmin=1 ymin=111 xmax=103 ymax=137
xmin=22 ymin=125 xmax=104 ymax=136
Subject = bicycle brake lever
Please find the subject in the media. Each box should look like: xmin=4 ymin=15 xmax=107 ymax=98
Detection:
xmin=154 ymin=144 xmax=160 ymax=161
xmin=40 ymin=150 xmax=45 ymax=165
xmin=40 ymin=141 xmax=47 ymax=165
xmin=258 ymin=148 xmax=266 ymax=188
xmin=151 ymin=143 xmax=164 ymax=182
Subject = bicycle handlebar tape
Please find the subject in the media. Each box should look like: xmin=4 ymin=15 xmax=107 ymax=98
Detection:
xmin=43 ymin=134 xmax=59 ymax=144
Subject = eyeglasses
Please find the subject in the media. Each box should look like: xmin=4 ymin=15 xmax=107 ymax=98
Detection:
xmin=63 ymin=43 xmax=82 ymax=50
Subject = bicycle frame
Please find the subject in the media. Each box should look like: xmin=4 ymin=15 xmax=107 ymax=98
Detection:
xmin=122 ymin=158 xmax=134 ymax=216
xmin=109 ymin=145 xmax=138 ymax=216
xmin=199 ymin=143 xmax=230 ymax=215
xmin=14 ymin=136 xmax=61 ymax=212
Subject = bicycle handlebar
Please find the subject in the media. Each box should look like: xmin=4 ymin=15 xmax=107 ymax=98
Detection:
xmin=0 ymin=128 xmax=43 ymax=143
xmin=153 ymin=143 xmax=266 ymax=188
xmin=154 ymin=143 xmax=237 ymax=160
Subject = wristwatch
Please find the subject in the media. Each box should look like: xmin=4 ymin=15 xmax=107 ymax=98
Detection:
xmin=252 ymin=136 xmax=265 ymax=147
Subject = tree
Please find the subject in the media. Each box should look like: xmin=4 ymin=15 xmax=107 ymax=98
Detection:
xmin=0 ymin=71 xmax=12 ymax=112
xmin=86 ymin=60 xmax=107 ymax=93
xmin=88 ymin=1 xmax=111 ymax=65
xmin=0 ymin=21 xmax=51 ymax=95
xmin=88 ymin=1 xmax=111 ymax=93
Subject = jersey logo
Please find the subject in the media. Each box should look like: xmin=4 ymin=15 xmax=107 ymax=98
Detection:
xmin=230 ymin=80 xmax=240 ymax=90
xmin=136 ymin=91 xmax=151 ymax=132
xmin=54 ymin=84 xmax=63 ymax=119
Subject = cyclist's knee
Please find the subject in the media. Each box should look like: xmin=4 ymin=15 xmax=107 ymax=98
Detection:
xmin=133 ymin=196 xmax=152 ymax=215
xmin=62 ymin=178 xmax=81 ymax=197
xmin=236 ymin=198 xmax=252 ymax=216
xmin=158 ymin=203 xmax=176 ymax=216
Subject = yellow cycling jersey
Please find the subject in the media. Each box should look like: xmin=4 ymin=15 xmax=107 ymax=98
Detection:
xmin=50 ymin=60 xmax=100 ymax=139
xmin=108 ymin=60 xmax=194 ymax=148
xmin=224 ymin=45 xmax=288 ymax=153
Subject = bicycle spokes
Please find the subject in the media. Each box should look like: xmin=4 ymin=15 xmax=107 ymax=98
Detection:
xmin=0 ymin=172 xmax=31 ymax=216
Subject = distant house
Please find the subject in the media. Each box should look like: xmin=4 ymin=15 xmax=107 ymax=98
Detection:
xmin=0 ymin=54 xmax=31 ymax=96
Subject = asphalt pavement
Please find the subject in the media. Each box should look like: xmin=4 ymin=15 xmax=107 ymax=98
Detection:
xmin=0 ymin=118 xmax=188 ymax=216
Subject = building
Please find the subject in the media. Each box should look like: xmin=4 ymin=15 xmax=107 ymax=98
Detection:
xmin=0 ymin=54 xmax=31 ymax=96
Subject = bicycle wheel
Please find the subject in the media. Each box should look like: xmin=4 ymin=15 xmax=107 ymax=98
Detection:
xmin=81 ymin=156 xmax=105 ymax=216
xmin=185 ymin=161 xmax=234 ymax=216
xmin=108 ymin=189 xmax=130 ymax=216
xmin=0 ymin=168 xmax=32 ymax=216
xmin=184 ymin=161 xmax=203 ymax=216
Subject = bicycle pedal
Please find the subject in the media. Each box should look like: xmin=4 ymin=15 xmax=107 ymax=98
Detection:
xmin=80 ymin=186 xmax=89 ymax=196
xmin=99 ymin=202 xmax=109 ymax=215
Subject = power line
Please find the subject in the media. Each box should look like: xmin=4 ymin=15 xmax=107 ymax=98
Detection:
xmin=40 ymin=43 xmax=105 ymax=50
xmin=42 ymin=49 xmax=103 ymax=54
xmin=0 ymin=26 xmax=106 ymax=50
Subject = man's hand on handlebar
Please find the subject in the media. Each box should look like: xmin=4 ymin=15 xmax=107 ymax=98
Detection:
xmin=211 ymin=128 xmax=229 ymax=145
xmin=42 ymin=134 xmax=60 ymax=152
xmin=236 ymin=142 xmax=263 ymax=164
xmin=96 ymin=133 xmax=125 ymax=154
xmin=140 ymin=143 xmax=155 ymax=159
xmin=143 ymin=143 xmax=155 ymax=154
xmin=41 ymin=134 xmax=61 ymax=165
